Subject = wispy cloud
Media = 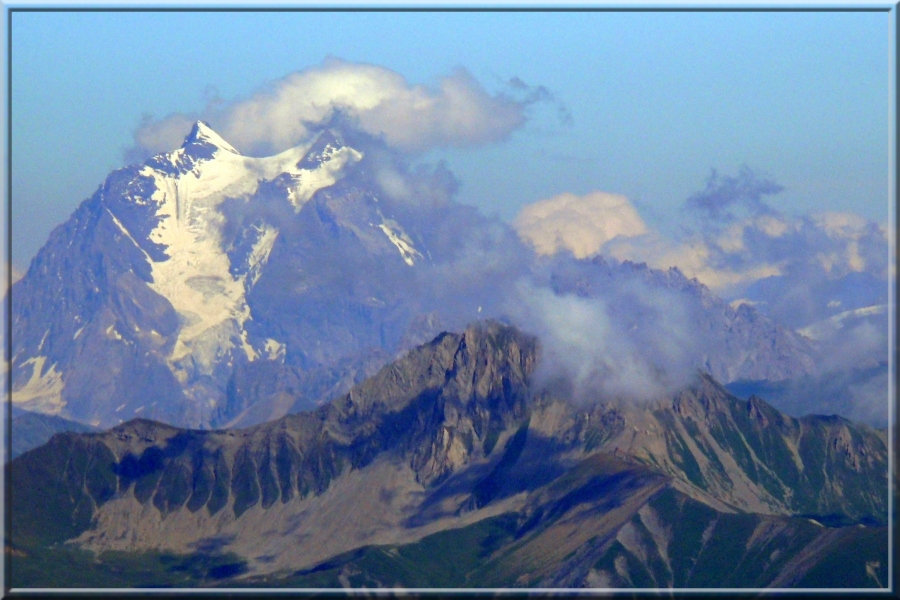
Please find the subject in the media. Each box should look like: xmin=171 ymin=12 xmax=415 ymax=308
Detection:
xmin=130 ymin=58 xmax=540 ymax=159
xmin=685 ymin=165 xmax=783 ymax=222
xmin=506 ymin=76 xmax=573 ymax=126
xmin=506 ymin=272 xmax=702 ymax=404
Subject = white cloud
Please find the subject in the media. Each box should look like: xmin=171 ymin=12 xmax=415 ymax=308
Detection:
xmin=603 ymin=231 xmax=782 ymax=292
xmin=133 ymin=113 xmax=198 ymax=157
xmin=133 ymin=58 xmax=528 ymax=157
xmin=514 ymin=191 xmax=648 ymax=259
xmin=508 ymin=280 xmax=698 ymax=403
xmin=604 ymin=206 xmax=888 ymax=298
xmin=755 ymin=214 xmax=791 ymax=237
xmin=813 ymin=211 xmax=869 ymax=238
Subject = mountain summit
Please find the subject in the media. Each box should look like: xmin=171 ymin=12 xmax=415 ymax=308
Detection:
xmin=296 ymin=128 xmax=346 ymax=169
xmin=182 ymin=120 xmax=240 ymax=156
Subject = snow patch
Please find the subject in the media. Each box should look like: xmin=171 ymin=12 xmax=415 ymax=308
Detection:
xmin=240 ymin=329 xmax=258 ymax=362
xmin=375 ymin=212 xmax=423 ymax=266
xmin=105 ymin=207 xmax=152 ymax=263
xmin=13 ymin=356 xmax=65 ymax=414
xmin=728 ymin=298 xmax=760 ymax=310
xmin=105 ymin=324 xmax=125 ymax=342
xmin=798 ymin=304 xmax=887 ymax=341
xmin=37 ymin=330 xmax=49 ymax=352
xmin=264 ymin=338 xmax=286 ymax=361
xmin=246 ymin=224 xmax=279 ymax=286
xmin=286 ymin=145 xmax=363 ymax=211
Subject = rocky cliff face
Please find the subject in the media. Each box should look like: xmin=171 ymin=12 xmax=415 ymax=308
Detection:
xmin=8 ymin=323 xmax=887 ymax=588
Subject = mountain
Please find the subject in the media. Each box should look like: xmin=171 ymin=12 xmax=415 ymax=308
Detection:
xmin=744 ymin=269 xmax=889 ymax=331
xmin=541 ymin=256 xmax=817 ymax=383
xmin=8 ymin=122 xmax=437 ymax=428
xmin=8 ymin=322 xmax=887 ymax=588
xmin=9 ymin=122 xmax=820 ymax=431
xmin=727 ymin=362 xmax=890 ymax=429
xmin=9 ymin=408 xmax=98 ymax=460
xmin=726 ymin=303 xmax=889 ymax=427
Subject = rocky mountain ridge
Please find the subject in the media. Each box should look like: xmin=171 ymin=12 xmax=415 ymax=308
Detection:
xmin=8 ymin=322 xmax=887 ymax=588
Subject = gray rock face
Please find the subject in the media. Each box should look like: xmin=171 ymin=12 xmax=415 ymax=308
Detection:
xmin=8 ymin=323 xmax=887 ymax=587
xmin=9 ymin=182 xmax=187 ymax=426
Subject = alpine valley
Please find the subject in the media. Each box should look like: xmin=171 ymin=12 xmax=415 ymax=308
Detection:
xmin=6 ymin=123 xmax=891 ymax=589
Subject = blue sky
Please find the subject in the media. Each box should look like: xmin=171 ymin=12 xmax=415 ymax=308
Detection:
xmin=9 ymin=7 xmax=893 ymax=271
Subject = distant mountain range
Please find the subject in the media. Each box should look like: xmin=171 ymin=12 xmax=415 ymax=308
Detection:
xmin=9 ymin=407 xmax=98 ymax=460
xmin=8 ymin=322 xmax=888 ymax=589
xmin=9 ymin=122 xmax=821 ymax=431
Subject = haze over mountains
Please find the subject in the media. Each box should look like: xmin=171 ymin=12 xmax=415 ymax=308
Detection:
xmin=9 ymin=120 xmax=884 ymax=434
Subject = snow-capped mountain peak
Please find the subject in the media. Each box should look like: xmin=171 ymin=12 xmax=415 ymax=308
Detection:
xmin=9 ymin=118 xmax=825 ymax=431
xmin=286 ymin=130 xmax=363 ymax=210
xmin=8 ymin=122 xmax=372 ymax=425
xmin=119 ymin=125 xmax=367 ymax=406
xmin=146 ymin=121 xmax=246 ymax=177
xmin=297 ymin=129 xmax=346 ymax=169
xmin=183 ymin=120 xmax=240 ymax=155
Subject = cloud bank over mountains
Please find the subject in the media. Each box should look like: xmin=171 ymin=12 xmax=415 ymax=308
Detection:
xmin=132 ymin=58 xmax=542 ymax=159
xmin=511 ymin=167 xmax=889 ymax=423
xmin=514 ymin=168 xmax=890 ymax=326
xmin=130 ymin=55 xmax=888 ymax=323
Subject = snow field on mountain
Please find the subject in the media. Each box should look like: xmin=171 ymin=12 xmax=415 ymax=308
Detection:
xmin=138 ymin=124 xmax=359 ymax=376
xmin=12 ymin=355 xmax=65 ymax=413
xmin=287 ymin=143 xmax=363 ymax=210
xmin=376 ymin=213 xmax=423 ymax=266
